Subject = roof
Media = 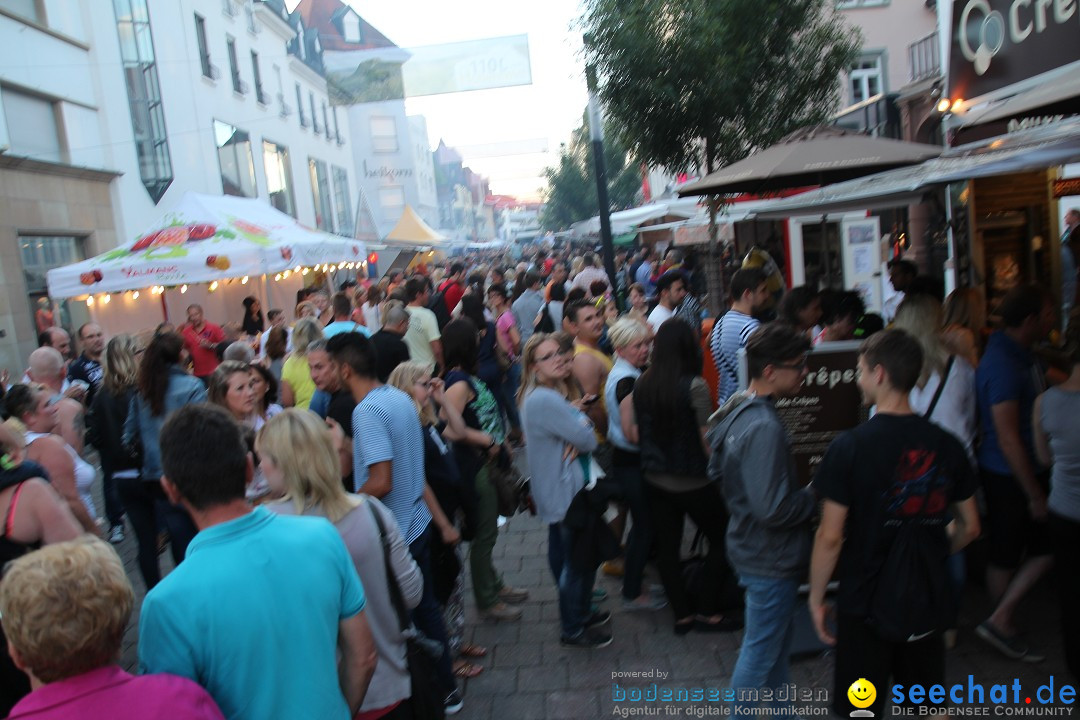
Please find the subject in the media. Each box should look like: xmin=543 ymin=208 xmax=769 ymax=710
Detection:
xmin=293 ymin=0 xmax=398 ymax=52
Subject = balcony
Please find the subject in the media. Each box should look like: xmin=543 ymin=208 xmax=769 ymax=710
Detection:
xmin=908 ymin=31 xmax=940 ymax=84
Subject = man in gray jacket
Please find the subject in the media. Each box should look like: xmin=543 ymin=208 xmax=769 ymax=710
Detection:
xmin=707 ymin=322 xmax=816 ymax=708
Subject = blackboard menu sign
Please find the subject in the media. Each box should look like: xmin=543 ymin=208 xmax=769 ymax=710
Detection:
xmin=773 ymin=342 xmax=864 ymax=486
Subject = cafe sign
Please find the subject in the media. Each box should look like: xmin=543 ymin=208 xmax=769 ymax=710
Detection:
xmin=950 ymin=0 xmax=1080 ymax=101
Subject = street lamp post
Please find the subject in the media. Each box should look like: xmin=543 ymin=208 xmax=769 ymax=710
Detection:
xmin=584 ymin=38 xmax=618 ymax=301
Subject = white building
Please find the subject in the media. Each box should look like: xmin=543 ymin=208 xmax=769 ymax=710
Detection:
xmin=295 ymin=0 xmax=439 ymax=237
xmin=0 ymin=0 xmax=357 ymax=371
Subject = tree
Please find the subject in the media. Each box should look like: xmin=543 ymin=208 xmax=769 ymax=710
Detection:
xmin=540 ymin=111 xmax=641 ymax=232
xmin=581 ymin=0 xmax=861 ymax=310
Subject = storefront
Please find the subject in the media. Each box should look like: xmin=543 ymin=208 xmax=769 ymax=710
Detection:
xmin=941 ymin=0 xmax=1080 ymax=314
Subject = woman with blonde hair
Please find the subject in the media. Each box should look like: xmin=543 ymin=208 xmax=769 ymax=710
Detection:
xmin=280 ymin=317 xmax=323 ymax=409
xmin=389 ymin=361 xmax=488 ymax=678
xmin=518 ymin=332 xmax=608 ymax=647
xmin=87 ymin=334 xmax=142 ymax=544
xmin=1 ymin=537 xmax=223 ymax=719
xmin=942 ymin=287 xmax=984 ymax=367
xmin=893 ymin=293 xmax=977 ymax=463
xmin=258 ymin=409 xmax=422 ymax=719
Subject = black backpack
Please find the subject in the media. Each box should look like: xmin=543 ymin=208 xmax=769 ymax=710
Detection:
xmin=428 ymin=288 xmax=452 ymax=330
xmin=866 ymin=446 xmax=953 ymax=643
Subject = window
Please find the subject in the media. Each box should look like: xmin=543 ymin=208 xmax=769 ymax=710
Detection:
xmin=849 ymin=53 xmax=884 ymax=105
xmin=227 ymin=36 xmax=243 ymax=93
xmin=214 ymin=120 xmax=257 ymax=197
xmin=378 ymin=185 xmax=405 ymax=216
xmin=370 ymin=116 xmax=398 ymax=153
xmin=2 ymin=88 xmax=62 ymax=163
xmin=251 ymin=51 xmax=266 ymax=103
xmin=194 ymin=14 xmax=213 ymax=78
xmin=309 ymin=158 xmax=333 ymax=231
xmin=310 ymin=92 xmax=320 ymax=134
xmin=342 ymin=12 xmax=360 ymax=43
xmin=296 ymin=83 xmax=307 ymax=127
xmin=221 ymin=0 xmax=235 ymax=16
xmin=322 ymin=103 xmax=330 ymax=143
xmin=332 ymin=166 xmax=351 ymax=235
xmin=114 ymin=0 xmax=173 ymax=202
xmin=19 ymin=236 xmax=84 ymax=339
xmin=332 ymin=106 xmax=342 ymax=144
xmin=263 ymin=140 xmax=295 ymax=217
xmin=0 ymin=0 xmax=41 ymax=23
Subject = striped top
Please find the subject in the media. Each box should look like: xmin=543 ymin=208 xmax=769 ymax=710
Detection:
xmin=710 ymin=309 xmax=760 ymax=404
xmin=351 ymin=385 xmax=431 ymax=545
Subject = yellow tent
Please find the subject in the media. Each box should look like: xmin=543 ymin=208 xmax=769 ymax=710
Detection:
xmin=385 ymin=206 xmax=445 ymax=247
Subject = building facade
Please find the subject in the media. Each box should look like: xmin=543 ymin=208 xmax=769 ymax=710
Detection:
xmin=294 ymin=0 xmax=438 ymax=238
xmin=0 ymin=0 xmax=358 ymax=372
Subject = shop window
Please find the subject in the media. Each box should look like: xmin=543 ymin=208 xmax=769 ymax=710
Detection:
xmin=263 ymin=140 xmax=295 ymax=217
xmin=309 ymin=158 xmax=333 ymax=231
xmin=332 ymin=165 xmax=352 ymax=235
xmin=114 ymin=0 xmax=173 ymax=202
xmin=848 ymin=53 xmax=884 ymax=105
xmin=1 ymin=87 xmax=62 ymax=163
xmin=19 ymin=235 xmax=85 ymax=338
xmin=214 ymin=119 xmax=257 ymax=197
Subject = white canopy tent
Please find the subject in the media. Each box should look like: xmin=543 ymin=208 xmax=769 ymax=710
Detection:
xmin=46 ymin=192 xmax=368 ymax=333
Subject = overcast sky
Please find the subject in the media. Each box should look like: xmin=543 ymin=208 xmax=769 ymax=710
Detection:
xmin=324 ymin=0 xmax=591 ymax=201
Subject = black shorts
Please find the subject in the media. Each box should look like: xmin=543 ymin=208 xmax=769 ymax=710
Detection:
xmin=833 ymin=612 xmax=945 ymax=717
xmin=980 ymin=468 xmax=1052 ymax=569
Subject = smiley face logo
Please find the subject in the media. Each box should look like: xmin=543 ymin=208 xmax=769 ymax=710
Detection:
xmin=847 ymin=678 xmax=876 ymax=716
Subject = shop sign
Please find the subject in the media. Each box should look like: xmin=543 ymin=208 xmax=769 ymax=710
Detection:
xmin=1053 ymin=177 xmax=1080 ymax=197
xmin=773 ymin=343 xmax=864 ymax=486
xmin=950 ymin=0 xmax=1080 ymax=101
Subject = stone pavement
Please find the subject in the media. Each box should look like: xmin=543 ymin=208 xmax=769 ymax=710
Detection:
xmin=110 ymin=494 xmax=1069 ymax=719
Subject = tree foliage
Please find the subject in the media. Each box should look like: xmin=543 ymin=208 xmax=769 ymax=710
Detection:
xmin=580 ymin=0 xmax=861 ymax=175
xmin=540 ymin=111 xmax=642 ymax=232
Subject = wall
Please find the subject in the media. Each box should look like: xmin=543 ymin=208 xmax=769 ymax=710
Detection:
xmin=839 ymin=2 xmax=938 ymax=103
xmin=0 ymin=162 xmax=119 ymax=376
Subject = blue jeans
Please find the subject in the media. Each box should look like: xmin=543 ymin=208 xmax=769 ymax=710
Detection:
xmin=501 ymin=360 xmax=522 ymax=429
xmin=547 ymin=522 xmax=597 ymax=639
xmin=730 ymin=574 xmax=800 ymax=710
xmin=408 ymin=525 xmax=456 ymax=696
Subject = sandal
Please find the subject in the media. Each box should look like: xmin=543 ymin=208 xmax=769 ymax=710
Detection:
xmin=453 ymin=660 xmax=484 ymax=679
xmin=460 ymin=643 xmax=488 ymax=658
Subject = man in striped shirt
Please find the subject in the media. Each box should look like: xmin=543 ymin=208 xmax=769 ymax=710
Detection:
xmin=711 ymin=268 xmax=771 ymax=404
xmin=328 ymin=332 xmax=464 ymax=715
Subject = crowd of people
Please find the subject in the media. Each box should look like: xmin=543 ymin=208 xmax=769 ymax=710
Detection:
xmin=0 ymin=238 xmax=1077 ymax=718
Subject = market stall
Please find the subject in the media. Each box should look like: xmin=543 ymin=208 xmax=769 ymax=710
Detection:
xmin=46 ymin=192 xmax=368 ymax=337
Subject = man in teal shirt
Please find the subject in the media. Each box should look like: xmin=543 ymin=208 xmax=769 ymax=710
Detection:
xmin=138 ymin=404 xmax=377 ymax=719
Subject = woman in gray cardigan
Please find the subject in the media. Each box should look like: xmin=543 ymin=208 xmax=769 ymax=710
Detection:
xmin=518 ymin=333 xmax=609 ymax=649
xmin=257 ymin=409 xmax=423 ymax=717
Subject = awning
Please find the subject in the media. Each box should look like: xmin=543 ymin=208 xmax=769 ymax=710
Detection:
xmin=752 ymin=116 xmax=1080 ymax=219
xmin=959 ymin=73 xmax=1080 ymax=129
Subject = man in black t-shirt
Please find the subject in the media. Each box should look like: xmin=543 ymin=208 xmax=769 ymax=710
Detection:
xmin=809 ymin=330 xmax=980 ymax=717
